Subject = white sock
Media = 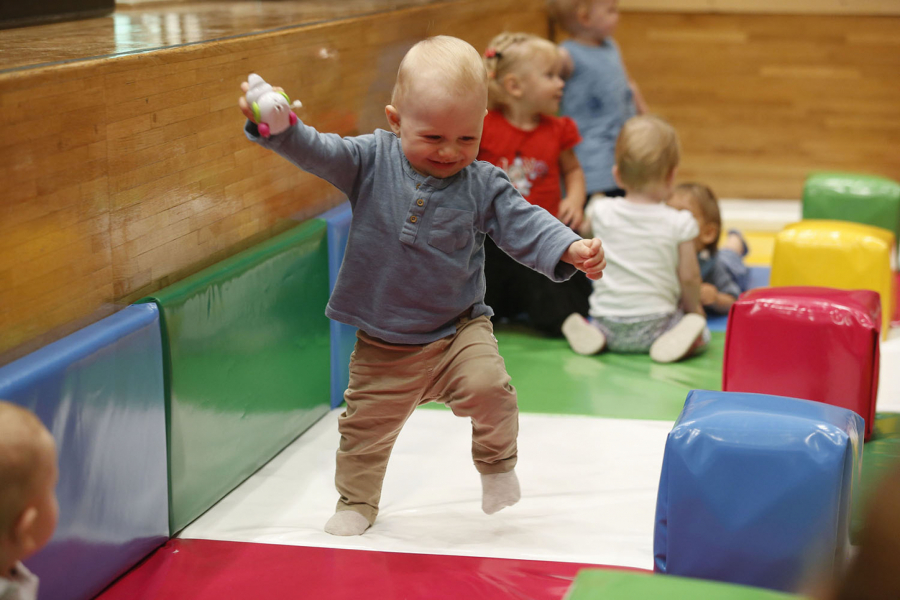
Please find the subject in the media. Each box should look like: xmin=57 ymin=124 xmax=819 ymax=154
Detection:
xmin=324 ymin=510 xmax=370 ymax=536
xmin=649 ymin=313 xmax=707 ymax=364
xmin=562 ymin=313 xmax=606 ymax=355
xmin=481 ymin=470 xmax=521 ymax=515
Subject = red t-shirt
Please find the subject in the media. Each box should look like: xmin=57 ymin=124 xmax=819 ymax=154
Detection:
xmin=477 ymin=110 xmax=582 ymax=216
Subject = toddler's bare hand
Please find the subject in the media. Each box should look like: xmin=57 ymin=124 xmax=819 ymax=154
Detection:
xmin=700 ymin=283 xmax=718 ymax=306
xmin=558 ymin=199 xmax=584 ymax=230
xmin=564 ymin=238 xmax=606 ymax=280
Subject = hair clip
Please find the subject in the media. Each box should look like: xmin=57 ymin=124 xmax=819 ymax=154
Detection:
xmin=484 ymin=48 xmax=502 ymax=59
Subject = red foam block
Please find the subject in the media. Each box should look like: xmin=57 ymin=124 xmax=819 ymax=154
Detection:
xmin=723 ymin=286 xmax=880 ymax=440
xmin=97 ymin=539 xmax=645 ymax=600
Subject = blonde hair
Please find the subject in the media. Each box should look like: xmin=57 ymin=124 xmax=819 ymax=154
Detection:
xmin=675 ymin=182 xmax=720 ymax=254
xmin=0 ymin=401 xmax=54 ymax=534
xmin=391 ymin=36 xmax=487 ymax=107
xmin=483 ymin=32 xmax=559 ymax=111
xmin=547 ymin=0 xmax=600 ymax=35
xmin=615 ymin=115 xmax=680 ymax=191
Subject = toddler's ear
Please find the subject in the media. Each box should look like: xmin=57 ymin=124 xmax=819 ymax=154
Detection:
xmin=700 ymin=222 xmax=719 ymax=246
xmin=11 ymin=506 xmax=37 ymax=553
xmin=385 ymin=105 xmax=402 ymax=136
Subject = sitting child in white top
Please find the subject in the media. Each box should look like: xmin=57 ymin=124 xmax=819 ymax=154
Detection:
xmin=562 ymin=115 xmax=709 ymax=363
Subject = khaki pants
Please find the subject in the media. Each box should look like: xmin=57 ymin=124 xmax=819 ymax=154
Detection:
xmin=335 ymin=314 xmax=518 ymax=524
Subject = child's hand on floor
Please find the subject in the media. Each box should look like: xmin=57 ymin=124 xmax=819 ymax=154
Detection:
xmin=564 ymin=238 xmax=606 ymax=280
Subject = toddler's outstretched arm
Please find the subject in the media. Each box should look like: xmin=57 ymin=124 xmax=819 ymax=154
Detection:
xmin=677 ymin=240 xmax=703 ymax=315
xmin=563 ymin=238 xmax=606 ymax=280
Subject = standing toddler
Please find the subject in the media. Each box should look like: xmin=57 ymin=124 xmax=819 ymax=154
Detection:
xmin=550 ymin=0 xmax=647 ymax=199
xmin=239 ymin=36 xmax=606 ymax=536
xmin=478 ymin=32 xmax=592 ymax=336
xmin=562 ymin=115 xmax=707 ymax=363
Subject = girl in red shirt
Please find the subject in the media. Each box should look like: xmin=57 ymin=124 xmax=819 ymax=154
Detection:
xmin=479 ymin=32 xmax=591 ymax=336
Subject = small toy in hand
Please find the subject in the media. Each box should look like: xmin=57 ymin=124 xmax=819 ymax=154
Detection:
xmin=244 ymin=73 xmax=302 ymax=138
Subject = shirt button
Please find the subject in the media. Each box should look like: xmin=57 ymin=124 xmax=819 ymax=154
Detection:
xmin=410 ymin=215 xmax=417 ymax=223
xmin=416 ymin=199 xmax=424 ymax=207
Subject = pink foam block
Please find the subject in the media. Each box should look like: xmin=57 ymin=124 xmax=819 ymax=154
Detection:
xmin=723 ymin=286 xmax=880 ymax=440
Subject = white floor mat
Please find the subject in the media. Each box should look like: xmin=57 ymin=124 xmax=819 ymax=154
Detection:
xmin=878 ymin=332 xmax=900 ymax=413
xmin=180 ymin=409 xmax=673 ymax=569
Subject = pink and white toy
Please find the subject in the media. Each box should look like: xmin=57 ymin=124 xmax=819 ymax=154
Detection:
xmin=244 ymin=73 xmax=302 ymax=138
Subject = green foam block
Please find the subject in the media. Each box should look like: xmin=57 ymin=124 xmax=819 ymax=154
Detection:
xmin=565 ymin=570 xmax=802 ymax=600
xmin=142 ymin=220 xmax=331 ymax=534
xmin=802 ymin=172 xmax=900 ymax=239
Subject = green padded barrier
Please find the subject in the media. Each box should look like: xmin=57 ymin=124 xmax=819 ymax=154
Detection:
xmin=143 ymin=221 xmax=331 ymax=534
xmin=442 ymin=327 xmax=725 ymax=421
xmin=802 ymin=172 xmax=900 ymax=239
xmin=565 ymin=570 xmax=801 ymax=599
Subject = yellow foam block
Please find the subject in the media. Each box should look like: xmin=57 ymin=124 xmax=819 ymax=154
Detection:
xmin=771 ymin=220 xmax=895 ymax=338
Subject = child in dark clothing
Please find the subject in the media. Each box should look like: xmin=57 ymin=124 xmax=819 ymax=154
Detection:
xmin=668 ymin=183 xmax=749 ymax=314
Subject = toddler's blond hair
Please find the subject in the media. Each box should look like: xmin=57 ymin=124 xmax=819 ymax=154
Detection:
xmin=615 ymin=115 xmax=680 ymax=191
xmin=391 ymin=36 xmax=487 ymax=108
xmin=547 ymin=0 xmax=600 ymax=35
xmin=0 ymin=401 xmax=54 ymax=534
xmin=483 ymin=32 xmax=559 ymax=111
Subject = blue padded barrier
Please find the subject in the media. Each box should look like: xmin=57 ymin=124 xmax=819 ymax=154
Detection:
xmin=318 ymin=202 xmax=357 ymax=408
xmin=707 ymin=266 xmax=771 ymax=332
xmin=0 ymin=304 xmax=169 ymax=600
xmin=654 ymin=389 xmax=863 ymax=593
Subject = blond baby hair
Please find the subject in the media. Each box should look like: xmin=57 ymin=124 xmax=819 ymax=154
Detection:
xmin=0 ymin=401 xmax=53 ymax=534
xmin=615 ymin=115 xmax=680 ymax=191
xmin=547 ymin=0 xmax=596 ymax=35
xmin=483 ymin=32 xmax=559 ymax=111
xmin=391 ymin=36 xmax=488 ymax=107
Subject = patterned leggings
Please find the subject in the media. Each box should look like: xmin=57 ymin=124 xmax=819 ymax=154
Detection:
xmin=591 ymin=311 xmax=688 ymax=353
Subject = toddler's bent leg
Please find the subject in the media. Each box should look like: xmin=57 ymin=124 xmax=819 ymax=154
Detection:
xmin=433 ymin=316 xmax=521 ymax=512
xmin=717 ymin=248 xmax=751 ymax=292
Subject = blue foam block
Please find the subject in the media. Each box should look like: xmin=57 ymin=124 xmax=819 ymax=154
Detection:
xmin=654 ymin=389 xmax=863 ymax=593
xmin=0 ymin=304 xmax=169 ymax=600
xmin=318 ymin=202 xmax=357 ymax=408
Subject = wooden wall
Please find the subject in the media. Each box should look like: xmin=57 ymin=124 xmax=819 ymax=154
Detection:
xmin=611 ymin=12 xmax=900 ymax=199
xmin=0 ymin=0 xmax=547 ymax=363
xmin=2 ymin=3 xmax=899 ymax=363
xmin=620 ymin=0 xmax=900 ymax=16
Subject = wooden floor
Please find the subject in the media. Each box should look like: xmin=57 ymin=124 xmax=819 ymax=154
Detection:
xmin=0 ymin=0 xmax=438 ymax=73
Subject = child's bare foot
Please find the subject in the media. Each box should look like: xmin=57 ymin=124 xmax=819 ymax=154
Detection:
xmin=324 ymin=510 xmax=370 ymax=536
xmin=481 ymin=470 xmax=521 ymax=514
